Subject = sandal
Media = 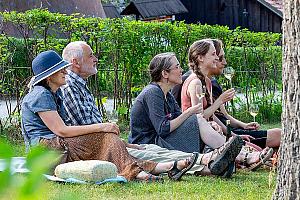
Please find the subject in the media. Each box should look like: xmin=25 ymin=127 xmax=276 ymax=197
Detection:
xmin=221 ymin=162 xmax=236 ymax=178
xmin=248 ymin=147 xmax=274 ymax=171
xmin=263 ymin=160 xmax=273 ymax=168
xmin=242 ymin=152 xmax=249 ymax=167
xmin=168 ymin=152 xmax=198 ymax=181
xmin=264 ymin=152 xmax=278 ymax=168
xmin=208 ymin=136 xmax=244 ymax=175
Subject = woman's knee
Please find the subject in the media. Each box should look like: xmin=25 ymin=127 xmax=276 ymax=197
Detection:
xmin=267 ymin=128 xmax=281 ymax=138
xmin=266 ymin=128 xmax=281 ymax=147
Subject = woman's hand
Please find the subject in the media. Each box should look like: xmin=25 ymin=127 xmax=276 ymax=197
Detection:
xmin=216 ymin=88 xmax=235 ymax=105
xmin=101 ymin=123 xmax=120 ymax=135
xmin=187 ymin=103 xmax=203 ymax=115
xmin=208 ymin=121 xmax=223 ymax=133
xmin=239 ymin=134 xmax=255 ymax=142
xmin=243 ymin=122 xmax=260 ymax=130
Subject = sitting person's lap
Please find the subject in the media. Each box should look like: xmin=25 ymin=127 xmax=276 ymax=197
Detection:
xmin=40 ymin=132 xmax=158 ymax=180
xmin=156 ymin=114 xmax=204 ymax=153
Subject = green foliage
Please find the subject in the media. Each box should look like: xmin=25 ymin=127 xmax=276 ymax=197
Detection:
xmin=0 ymin=139 xmax=59 ymax=200
xmin=0 ymin=9 xmax=282 ymax=122
xmin=42 ymin=170 xmax=276 ymax=200
xmin=0 ymin=113 xmax=23 ymax=144
xmin=0 ymin=140 xmax=14 ymax=194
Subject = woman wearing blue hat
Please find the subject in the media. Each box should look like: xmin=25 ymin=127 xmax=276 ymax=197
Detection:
xmin=21 ymin=50 xmax=199 ymax=182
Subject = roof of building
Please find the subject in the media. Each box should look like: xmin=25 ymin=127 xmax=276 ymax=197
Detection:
xmin=257 ymin=0 xmax=283 ymax=18
xmin=120 ymin=0 xmax=188 ymax=19
xmin=0 ymin=0 xmax=106 ymax=18
xmin=103 ymin=3 xmax=121 ymax=18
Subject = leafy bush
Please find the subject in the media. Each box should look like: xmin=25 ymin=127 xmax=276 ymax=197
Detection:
xmin=0 ymin=9 xmax=282 ymax=123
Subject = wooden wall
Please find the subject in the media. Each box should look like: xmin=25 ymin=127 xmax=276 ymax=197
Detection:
xmin=177 ymin=0 xmax=282 ymax=33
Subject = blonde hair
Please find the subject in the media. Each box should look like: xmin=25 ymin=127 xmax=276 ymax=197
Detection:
xmin=188 ymin=39 xmax=214 ymax=106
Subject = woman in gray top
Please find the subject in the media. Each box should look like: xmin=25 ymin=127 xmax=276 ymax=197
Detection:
xmin=129 ymin=52 xmax=241 ymax=154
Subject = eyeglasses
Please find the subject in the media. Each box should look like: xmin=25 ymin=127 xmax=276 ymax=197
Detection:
xmin=167 ymin=65 xmax=182 ymax=71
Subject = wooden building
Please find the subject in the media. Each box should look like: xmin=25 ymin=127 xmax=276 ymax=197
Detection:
xmin=120 ymin=0 xmax=188 ymax=21
xmin=176 ymin=0 xmax=283 ymax=33
xmin=0 ymin=0 xmax=106 ymax=17
xmin=103 ymin=3 xmax=122 ymax=18
xmin=0 ymin=0 xmax=106 ymax=37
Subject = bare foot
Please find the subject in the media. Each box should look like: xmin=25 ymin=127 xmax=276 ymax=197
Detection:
xmin=136 ymin=171 xmax=150 ymax=180
xmin=136 ymin=171 xmax=163 ymax=182
xmin=176 ymin=154 xmax=198 ymax=170
xmin=238 ymin=147 xmax=270 ymax=165
xmin=176 ymin=159 xmax=189 ymax=170
xmin=246 ymin=152 xmax=260 ymax=165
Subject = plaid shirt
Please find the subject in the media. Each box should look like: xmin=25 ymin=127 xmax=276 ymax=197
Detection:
xmin=61 ymin=70 xmax=102 ymax=125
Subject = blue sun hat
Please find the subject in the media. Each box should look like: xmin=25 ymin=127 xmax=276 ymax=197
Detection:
xmin=29 ymin=50 xmax=71 ymax=87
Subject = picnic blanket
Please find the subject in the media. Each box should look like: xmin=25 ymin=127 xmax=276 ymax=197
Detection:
xmin=0 ymin=157 xmax=127 ymax=184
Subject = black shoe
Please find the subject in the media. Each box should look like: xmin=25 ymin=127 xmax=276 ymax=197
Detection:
xmin=208 ymin=136 xmax=243 ymax=175
xmin=221 ymin=162 xmax=236 ymax=178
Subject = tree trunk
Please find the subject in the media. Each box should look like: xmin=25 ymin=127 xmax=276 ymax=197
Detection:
xmin=272 ymin=1 xmax=300 ymax=199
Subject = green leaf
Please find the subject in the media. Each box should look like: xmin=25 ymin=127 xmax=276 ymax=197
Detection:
xmin=19 ymin=145 xmax=59 ymax=198
xmin=118 ymin=107 xmax=128 ymax=115
xmin=101 ymin=97 xmax=108 ymax=104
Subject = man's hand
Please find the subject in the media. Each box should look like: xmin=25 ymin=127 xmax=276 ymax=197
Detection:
xmin=101 ymin=123 xmax=120 ymax=135
xmin=244 ymin=122 xmax=260 ymax=130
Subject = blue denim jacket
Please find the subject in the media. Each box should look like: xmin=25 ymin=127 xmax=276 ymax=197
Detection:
xmin=21 ymin=86 xmax=65 ymax=148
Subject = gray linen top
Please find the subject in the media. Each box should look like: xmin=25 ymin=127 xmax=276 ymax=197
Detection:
xmin=128 ymin=83 xmax=181 ymax=144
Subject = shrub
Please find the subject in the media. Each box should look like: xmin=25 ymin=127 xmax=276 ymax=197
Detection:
xmin=0 ymin=9 xmax=282 ymax=123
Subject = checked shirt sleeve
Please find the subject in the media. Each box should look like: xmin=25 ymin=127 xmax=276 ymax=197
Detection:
xmin=63 ymin=85 xmax=102 ymax=125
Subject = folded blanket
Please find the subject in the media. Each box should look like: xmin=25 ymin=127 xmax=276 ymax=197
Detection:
xmin=44 ymin=174 xmax=127 ymax=184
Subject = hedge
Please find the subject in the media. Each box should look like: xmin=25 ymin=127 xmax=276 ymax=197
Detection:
xmin=0 ymin=9 xmax=282 ymax=122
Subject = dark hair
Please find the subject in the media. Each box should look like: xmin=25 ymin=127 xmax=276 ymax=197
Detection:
xmin=188 ymin=39 xmax=213 ymax=106
xmin=149 ymin=52 xmax=176 ymax=82
xmin=35 ymin=79 xmax=51 ymax=91
xmin=211 ymin=39 xmax=223 ymax=56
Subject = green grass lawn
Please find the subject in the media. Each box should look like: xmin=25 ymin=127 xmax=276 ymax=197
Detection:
xmin=43 ymin=170 xmax=276 ymax=200
xmin=1 ymin=122 xmax=281 ymax=200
